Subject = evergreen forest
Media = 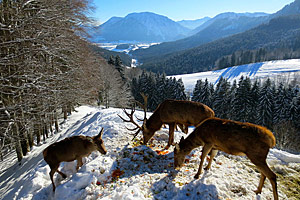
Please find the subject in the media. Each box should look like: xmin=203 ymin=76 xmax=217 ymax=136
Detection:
xmin=130 ymin=71 xmax=300 ymax=152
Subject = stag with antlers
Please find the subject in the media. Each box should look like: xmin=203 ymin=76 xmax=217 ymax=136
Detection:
xmin=119 ymin=94 xmax=215 ymax=149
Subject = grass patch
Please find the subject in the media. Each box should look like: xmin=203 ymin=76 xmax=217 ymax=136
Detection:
xmin=277 ymin=173 xmax=300 ymax=200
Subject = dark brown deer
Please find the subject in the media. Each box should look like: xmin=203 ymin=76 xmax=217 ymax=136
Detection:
xmin=119 ymin=94 xmax=215 ymax=149
xmin=174 ymin=117 xmax=278 ymax=200
xmin=43 ymin=128 xmax=107 ymax=192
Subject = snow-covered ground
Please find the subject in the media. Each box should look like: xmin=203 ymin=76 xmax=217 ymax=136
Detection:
xmin=170 ymin=59 xmax=300 ymax=92
xmin=0 ymin=106 xmax=300 ymax=200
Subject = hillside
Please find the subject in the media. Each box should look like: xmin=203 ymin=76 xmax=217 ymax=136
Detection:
xmin=89 ymin=44 xmax=132 ymax=67
xmin=138 ymin=15 xmax=300 ymax=75
xmin=132 ymin=12 xmax=269 ymax=62
xmin=89 ymin=12 xmax=190 ymax=43
xmin=0 ymin=106 xmax=299 ymax=199
xmin=169 ymin=59 xmax=300 ymax=92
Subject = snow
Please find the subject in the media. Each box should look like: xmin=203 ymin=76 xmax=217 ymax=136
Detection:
xmin=98 ymin=43 xmax=159 ymax=54
xmin=0 ymin=106 xmax=299 ymax=200
xmin=170 ymin=59 xmax=300 ymax=92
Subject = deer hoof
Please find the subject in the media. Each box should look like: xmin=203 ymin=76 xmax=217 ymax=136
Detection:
xmin=254 ymin=189 xmax=262 ymax=195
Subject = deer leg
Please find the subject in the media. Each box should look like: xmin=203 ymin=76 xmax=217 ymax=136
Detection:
xmin=248 ymin=153 xmax=278 ymax=200
xmin=195 ymin=143 xmax=213 ymax=179
xmin=166 ymin=123 xmax=175 ymax=149
xmin=57 ymin=170 xmax=67 ymax=179
xmin=255 ymin=172 xmax=266 ymax=194
xmin=49 ymin=165 xmax=59 ymax=192
xmin=76 ymin=157 xmax=83 ymax=171
xmin=204 ymin=149 xmax=218 ymax=171
xmin=255 ymin=163 xmax=278 ymax=200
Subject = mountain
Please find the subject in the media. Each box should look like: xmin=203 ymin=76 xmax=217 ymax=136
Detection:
xmin=89 ymin=12 xmax=191 ymax=43
xmin=132 ymin=12 xmax=270 ymax=62
xmin=177 ymin=17 xmax=211 ymax=29
xmin=272 ymin=0 xmax=300 ymax=17
xmin=191 ymin=12 xmax=269 ymax=34
xmin=138 ymin=15 xmax=300 ymax=75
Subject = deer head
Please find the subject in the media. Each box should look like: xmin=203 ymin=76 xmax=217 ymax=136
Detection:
xmin=92 ymin=128 xmax=107 ymax=154
xmin=174 ymin=137 xmax=185 ymax=168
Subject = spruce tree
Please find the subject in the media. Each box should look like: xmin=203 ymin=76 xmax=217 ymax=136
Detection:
xmin=199 ymin=79 xmax=212 ymax=107
xmin=248 ymin=80 xmax=261 ymax=124
xmin=213 ymin=77 xmax=231 ymax=118
xmin=258 ymin=78 xmax=274 ymax=128
xmin=232 ymin=76 xmax=252 ymax=122
xmin=192 ymin=80 xmax=203 ymax=102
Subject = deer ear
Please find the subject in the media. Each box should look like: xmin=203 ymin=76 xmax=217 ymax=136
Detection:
xmin=180 ymin=136 xmax=184 ymax=144
xmin=97 ymin=128 xmax=104 ymax=138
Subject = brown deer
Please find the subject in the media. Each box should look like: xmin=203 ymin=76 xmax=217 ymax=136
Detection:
xmin=43 ymin=128 xmax=107 ymax=192
xmin=119 ymin=94 xmax=215 ymax=149
xmin=174 ymin=117 xmax=278 ymax=200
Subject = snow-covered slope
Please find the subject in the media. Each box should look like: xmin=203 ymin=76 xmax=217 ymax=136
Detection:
xmin=170 ymin=59 xmax=300 ymax=92
xmin=0 ymin=106 xmax=299 ymax=200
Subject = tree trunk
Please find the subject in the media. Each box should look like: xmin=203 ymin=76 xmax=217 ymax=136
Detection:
xmin=63 ymin=105 xmax=68 ymax=120
xmin=27 ymin=125 xmax=34 ymax=148
xmin=13 ymin=122 xmax=23 ymax=162
xmin=34 ymin=122 xmax=41 ymax=145
xmin=19 ymin=123 xmax=30 ymax=156
xmin=54 ymin=110 xmax=59 ymax=133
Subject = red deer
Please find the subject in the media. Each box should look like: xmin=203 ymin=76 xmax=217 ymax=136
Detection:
xmin=43 ymin=128 xmax=107 ymax=192
xmin=174 ymin=117 xmax=278 ymax=200
xmin=119 ymin=94 xmax=215 ymax=149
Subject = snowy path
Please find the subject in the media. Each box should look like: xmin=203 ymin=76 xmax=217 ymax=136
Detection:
xmin=0 ymin=106 xmax=299 ymax=200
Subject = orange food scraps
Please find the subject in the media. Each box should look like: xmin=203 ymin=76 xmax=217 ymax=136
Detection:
xmin=111 ymin=169 xmax=125 ymax=178
xmin=156 ymin=150 xmax=169 ymax=155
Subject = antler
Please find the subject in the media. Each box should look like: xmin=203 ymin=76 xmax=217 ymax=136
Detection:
xmin=135 ymin=93 xmax=148 ymax=122
xmin=118 ymin=93 xmax=149 ymax=140
xmin=118 ymin=106 xmax=143 ymax=140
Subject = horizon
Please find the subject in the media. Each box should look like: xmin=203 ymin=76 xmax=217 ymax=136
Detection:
xmin=89 ymin=0 xmax=295 ymax=25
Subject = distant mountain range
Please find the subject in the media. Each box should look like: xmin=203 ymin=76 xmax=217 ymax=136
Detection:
xmin=132 ymin=0 xmax=300 ymax=75
xmin=132 ymin=12 xmax=270 ymax=62
xmin=177 ymin=17 xmax=211 ymax=30
xmin=88 ymin=0 xmax=300 ymax=76
xmin=138 ymin=14 xmax=300 ymax=75
xmin=89 ymin=12 xmax=191 ymax=43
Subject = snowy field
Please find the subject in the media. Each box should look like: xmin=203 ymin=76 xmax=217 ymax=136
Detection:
xmin=0 ymin=106 xmax=300 ymax=200
xmin=170 ymin=59 xmax=300 ymax=91
xmin=98 ymin=43 xmax=159 ymax=54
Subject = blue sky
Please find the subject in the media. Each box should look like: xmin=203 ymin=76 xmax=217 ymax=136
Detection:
xmin=89 ymin=0 xmax=294 ymax=24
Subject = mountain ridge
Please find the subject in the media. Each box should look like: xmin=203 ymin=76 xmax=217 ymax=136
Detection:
xmin=90 ymin=12 xmax=190 ymax=43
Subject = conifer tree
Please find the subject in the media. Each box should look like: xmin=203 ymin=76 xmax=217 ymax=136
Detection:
xmin=213 ymin=77 xmax=231 ymax=118
xmin=232 ymin=76 xmax=252 ymax=122
xmin=258 ymin=78 xmax=275 ymax=128
xmin=192 ymin=80 xmax=203 ymax=102
xmin=248 ymin=80 xmax=261 ymax=123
